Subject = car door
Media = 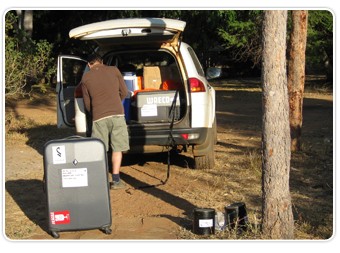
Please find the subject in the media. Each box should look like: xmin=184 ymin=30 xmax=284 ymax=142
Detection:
xmin=56 ymin=55 xmax=87 ymax=128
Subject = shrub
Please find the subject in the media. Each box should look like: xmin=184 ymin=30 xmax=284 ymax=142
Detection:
xmin=5 ymin=12 xmax=55 ymax=98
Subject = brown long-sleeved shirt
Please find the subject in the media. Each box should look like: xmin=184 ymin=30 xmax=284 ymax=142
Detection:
xmin=81 ymin=64 xmax=128 ymax=121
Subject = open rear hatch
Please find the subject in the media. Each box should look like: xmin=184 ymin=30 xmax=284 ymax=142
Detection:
xmin=69 ymin=18 xmax=186 ymax=52
xmin=72 ymin=18 xmax=187 ymax=125
xmin=67 ymin=18 xmax=188 ymax=131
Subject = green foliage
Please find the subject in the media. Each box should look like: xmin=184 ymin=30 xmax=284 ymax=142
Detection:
xmin=216 ymin=10 xmax=333 ymax=78
xmin=5 ymin=12 xmax=27 ymax=97
xmin=8 ymin=10 xmax=332 ymax=84
xmin=5 ymin=11 xmax=56 ymax=98
xmin=217 ymin=10 xmax=263 ymax=65
xmin=306 ymin=10 xmax=333 ymax=79
xmin=308 ymin=10 xmax=333 ymax=51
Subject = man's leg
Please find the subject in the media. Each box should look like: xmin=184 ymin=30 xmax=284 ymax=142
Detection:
xmin=111 ymin=151 xmax=126 ymax=189
xmin=110 ymin=116 xmax=129 ymax=189
xmin=112 ymin=151 xmax=122 ymax=177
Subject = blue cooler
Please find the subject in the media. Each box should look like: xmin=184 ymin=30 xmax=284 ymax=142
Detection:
xmin=123 ymin=72 xmax=138 ymax=92
xmin=122 ymin=72 xmax=137 ymax=123
xmin=122 ymin=98 xmax=131 ymax=122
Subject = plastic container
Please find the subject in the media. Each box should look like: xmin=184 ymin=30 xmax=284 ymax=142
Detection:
xmin=132 ymin=90 xmax=180 ymax=123
xmin=193 ymin=208 xmax=215 ymax=235
xmin=214 ymin=211 xmax=226 ymax=231
xmin=225 ymin=202 xmax=249 ymax=230
xmin=122 ymin=98 xmax=131 ymax=122
xmin=137 ymin=76 xmax=143 ymax=90
xmin=123 ymin=72 xmax=139 ymax=92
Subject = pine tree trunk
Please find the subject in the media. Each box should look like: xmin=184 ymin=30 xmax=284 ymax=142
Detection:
xmin=23 ymin=10 xmax=33 ymax=38
xmin=261 ymin=10 xmax=294 ymax=239
xmin=15 ymin=10 xmax=33 ymax=38
xmin=288 ymin=10 xmax=308 ymax=152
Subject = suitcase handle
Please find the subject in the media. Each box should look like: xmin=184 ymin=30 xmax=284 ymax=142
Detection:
xmin=64 ymin=135 xmax=84 ymax=140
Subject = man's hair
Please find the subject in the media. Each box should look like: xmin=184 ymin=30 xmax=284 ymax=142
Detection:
xmin=87 ymin=53 xmax=103 ymax=64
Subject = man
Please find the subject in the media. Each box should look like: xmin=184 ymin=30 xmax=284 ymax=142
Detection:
xmin=81 ymin=53 xmax=129 ymax=190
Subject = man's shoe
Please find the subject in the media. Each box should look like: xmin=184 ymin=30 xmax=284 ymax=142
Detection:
xmin=110 ymin=180 xmax=126 ymax=190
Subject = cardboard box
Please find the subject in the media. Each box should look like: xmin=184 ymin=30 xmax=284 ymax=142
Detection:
xmin=143 ymin=66 xmax=162 ymax=89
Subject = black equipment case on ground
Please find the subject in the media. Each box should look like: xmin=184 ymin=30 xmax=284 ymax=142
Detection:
xmin=43 ymin=136 xmax=112 ymax=238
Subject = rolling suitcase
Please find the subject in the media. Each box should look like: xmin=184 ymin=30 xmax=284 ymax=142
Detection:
xmin=43 ymin=136 xmax=112 ymax=238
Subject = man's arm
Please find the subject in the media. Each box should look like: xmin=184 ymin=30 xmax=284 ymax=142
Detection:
xmin=81 ymin=83 xmax=91 ymax=113
xmin=115 ymin=67 xmax=129 ymax=100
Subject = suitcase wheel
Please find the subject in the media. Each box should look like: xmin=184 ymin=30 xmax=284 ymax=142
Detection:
xmin=102 ymin=227 xmax=112 ymax=235
xmin=51 ymin=231 xmax=60 ymax=239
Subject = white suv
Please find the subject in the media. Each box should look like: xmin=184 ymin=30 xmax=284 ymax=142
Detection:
xmin=56 ymin=18 xmax=218 ymax=169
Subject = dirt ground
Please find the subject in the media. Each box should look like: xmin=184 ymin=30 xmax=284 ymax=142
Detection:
xmin=3 ymin=77 xmax=333 ymax=241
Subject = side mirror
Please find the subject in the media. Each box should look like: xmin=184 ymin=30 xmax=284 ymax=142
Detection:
xmin=206 ymin=67 xmax=222 ymax=80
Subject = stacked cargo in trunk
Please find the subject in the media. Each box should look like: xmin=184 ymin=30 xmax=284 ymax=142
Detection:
xmin=122 ymin=65 xmax=182 ymax=124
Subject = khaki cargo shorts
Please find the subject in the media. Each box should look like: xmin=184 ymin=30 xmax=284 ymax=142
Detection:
xmin=91 ymin=115 xmax=130 ymax=152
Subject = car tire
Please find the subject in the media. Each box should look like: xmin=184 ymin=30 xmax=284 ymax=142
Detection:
xmin=193 ymin=118 xmax=216 ymax=170
xmin=194 ymin=148 xmax=215 ymax=170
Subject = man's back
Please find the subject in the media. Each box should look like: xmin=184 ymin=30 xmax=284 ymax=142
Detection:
xmin=81 ymin=64 xmax=128 ymax=121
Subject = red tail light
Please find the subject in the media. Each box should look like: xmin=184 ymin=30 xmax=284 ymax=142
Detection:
xmin=189 ymin=78 xmax=206 ymax=92
xmin=74 ymin=85 xmax=83 ymax=98
xmin=181 ymin=133 xmax=189 ymax=140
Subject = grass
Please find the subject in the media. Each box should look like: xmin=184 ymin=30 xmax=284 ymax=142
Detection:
xmin=174 ymin=144 xmax=333 ymax=240
xmin=5 ymin=108 xmax=74 ymax=152
xmin=5 ymin=112 xmax=35 ymax=143
xmin=175 ymin=78 xmax=333 ymax=240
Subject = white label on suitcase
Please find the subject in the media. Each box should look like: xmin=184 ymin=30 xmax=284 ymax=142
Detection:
xmin=52 ymin=145 xmax=66 ymax=164
xmin=141 ymin=104 xmax=157 ymax=117
xmin=61 ymin=168 xmax=88 ymax=187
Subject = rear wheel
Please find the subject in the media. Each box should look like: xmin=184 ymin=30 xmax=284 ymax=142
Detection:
xmin=193 ymin=119 xmax=216 ymax=170
xmin=194 ymin=147 xmax=215 ymax=170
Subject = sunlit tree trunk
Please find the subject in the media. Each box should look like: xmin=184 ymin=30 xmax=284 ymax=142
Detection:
xmin=287 ymin=10 xmax=308 ymax=152
xmin=261 ymin=10 xmax=294 ymax=239
xmin=15 ymin=10 xmax=33 ymax=38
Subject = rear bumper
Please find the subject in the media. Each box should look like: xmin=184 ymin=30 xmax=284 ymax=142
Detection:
xmin=127 ymin=127 xmax=208 ymax=146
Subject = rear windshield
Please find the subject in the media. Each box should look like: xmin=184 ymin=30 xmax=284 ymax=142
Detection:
xmin=105 ymin=50 xmax=177 ymax=75
xmin=104 ymin=50 xmax=183 ymax=92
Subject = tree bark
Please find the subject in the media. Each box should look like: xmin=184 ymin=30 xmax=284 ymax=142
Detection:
xmin=261 ymin=10 xmax=294 ymax=239
xmin=287 ymin=10 xmax=308 ymax=152
xmin=23 ymin=10 xmax=33 ymax=37
xmin=15 ymin=10 xmax=33 ymax=38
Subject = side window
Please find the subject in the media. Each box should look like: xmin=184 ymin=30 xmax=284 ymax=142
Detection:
xmin=187 ymin=47 xmax=205 ymax=77
xmin=62 ymin=58 xmax=87 ymax=87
